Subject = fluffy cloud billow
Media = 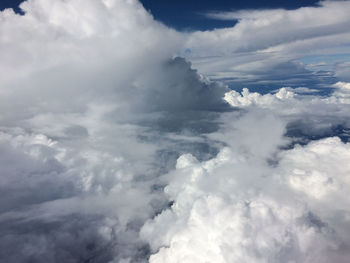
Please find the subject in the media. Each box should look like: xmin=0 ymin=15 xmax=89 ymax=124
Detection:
xmin=141 ymin=114 xmax=350 ymax=262
xmin=1 ymin=0 xmax=350 ymax=262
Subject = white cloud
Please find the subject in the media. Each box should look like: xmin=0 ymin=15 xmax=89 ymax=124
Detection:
xmin=142 ymin=115 xmax=350 ymax=263
xmin=0 ymin=1 xmax=231 ymax=261
xmin=223 ymin=83 xmax=350 ymax=137
xmin=1 ymin=0 xmax=350 ymax=262
xmin=184 ymin=1 xmax=350 ymax=84
xmin=224 ymin=87 xmax=294 ymax=107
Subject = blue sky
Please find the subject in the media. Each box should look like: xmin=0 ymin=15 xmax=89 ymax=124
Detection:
xmin=0 ymin=0 xmax=24 ymax=14
xmin=140 ymin=0 xmax=320 ymax=30
xmin=2 ymin=0 xmax=320 ymax=30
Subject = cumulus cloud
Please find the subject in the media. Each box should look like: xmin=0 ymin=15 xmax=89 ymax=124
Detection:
xmin=1 ymin=0 xmax=350 ymax=262
xmin=0 ymin=0 xmax=228 ymax=261
xmin=223 ymin=82 xmax=350 ymax=143
xmin=139 ymin=81 xmax=350 ymax=262
xmin=142 ymin=115 xmax=350 ymax=263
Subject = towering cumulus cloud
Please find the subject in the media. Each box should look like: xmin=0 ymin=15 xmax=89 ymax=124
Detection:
xmin=1 ymin=0 xmax=350 ymax=262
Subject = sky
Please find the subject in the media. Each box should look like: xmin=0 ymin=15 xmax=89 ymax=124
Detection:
xmin=140 ymin=0 xmax=321 ymax=30
xmin=1 ymin=0 xmax=350 ymax=262
xmin=0 ymin=0 xmax=323 ymax=30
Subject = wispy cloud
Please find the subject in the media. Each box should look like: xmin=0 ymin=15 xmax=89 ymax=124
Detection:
xmin=184 ymin=1 xmax=350 ymax=87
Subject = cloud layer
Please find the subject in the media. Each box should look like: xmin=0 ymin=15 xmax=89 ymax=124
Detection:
xmin=1 ymin=0 xmax=350 ymax=262
xmin=185 ymin=1 xmax=350 ymax=88
xmin=143 ymin=134 xmax=350 ymax=263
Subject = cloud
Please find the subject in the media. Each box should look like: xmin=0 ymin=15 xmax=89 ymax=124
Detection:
xmin=224 ymin=87 xmax=294 ymax=107
xmin=141 ymin=114 xmax=350 ymax=263
xmin=222 ymin=82 xmax=350 ymax=146
xmin=198 ymin=1 xmax=350 ymax=53
xmin=335 ymin=62 xmax=350 ymax=81
xmin=184 ymin=1 xmax=350 ymax=86
xmin=0 ymin=1 xmax=232 ymax=261
xmin=139 ymin=82 xmax=350 ymax=262
xmin=1 ymin=0 xmax=350 ymax=262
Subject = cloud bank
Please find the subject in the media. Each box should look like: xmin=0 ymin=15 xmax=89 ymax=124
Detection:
xmin=185 ymin=1 xmax=350 ymax=89
xmin=1 ymin=0 xmax=350 ymax=262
